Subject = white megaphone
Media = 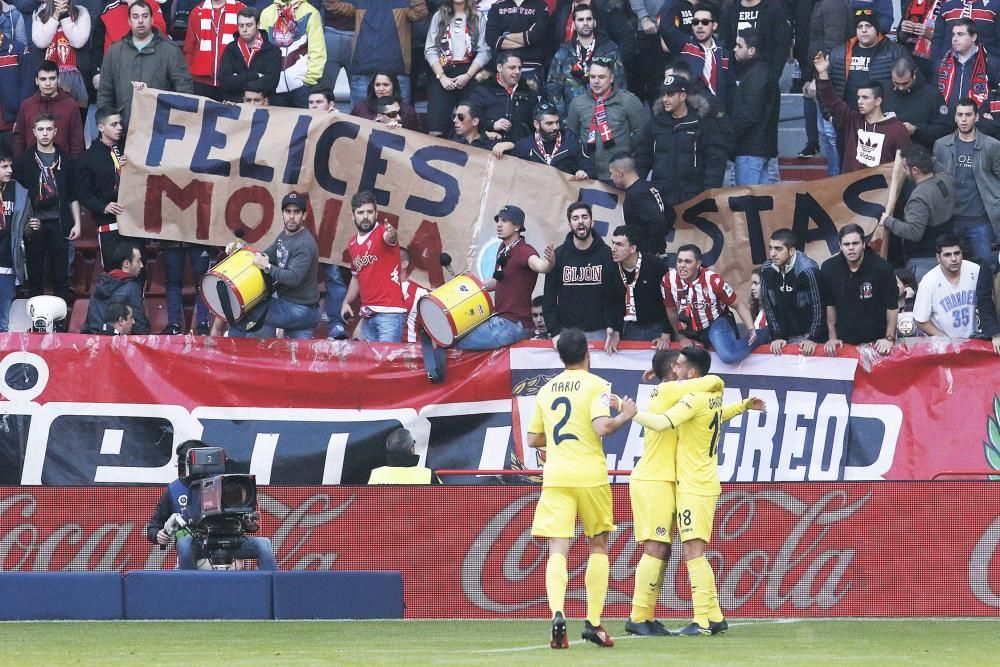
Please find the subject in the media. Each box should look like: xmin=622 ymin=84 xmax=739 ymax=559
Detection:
xmin=26 ymin=295 xmax=68 ymax=333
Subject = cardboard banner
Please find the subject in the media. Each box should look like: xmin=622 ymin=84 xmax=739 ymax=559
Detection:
xmin=120 ymin=89 xmax=899 ymax=291
xmin=0 ymin=335 xmax=996 ymax=485
xmin=2 ymin=483 xmax=999 ymax=618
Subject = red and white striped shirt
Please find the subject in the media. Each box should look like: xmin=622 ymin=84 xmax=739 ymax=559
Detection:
xmin=662 ymin=266 xmax=737 ymax=332
xmin=401 ymin=279 xmax=429 ymax=343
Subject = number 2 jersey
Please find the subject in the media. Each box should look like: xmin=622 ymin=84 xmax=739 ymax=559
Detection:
xmin=528 ymin=369 xmax=612 ymax=488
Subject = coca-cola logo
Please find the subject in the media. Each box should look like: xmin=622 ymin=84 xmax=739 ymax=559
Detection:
xmin=0 ymin=492 xmax=349 ymax=572
xmin=461 ymin=489 xmax=869 ymax=613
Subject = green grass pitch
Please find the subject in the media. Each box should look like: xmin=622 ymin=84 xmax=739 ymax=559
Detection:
xmin=1 ymin=619 xmax=997 ymax=666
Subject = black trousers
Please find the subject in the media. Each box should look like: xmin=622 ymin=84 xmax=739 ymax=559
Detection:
xmin=26 ymin=220 xmax=70 ymax=301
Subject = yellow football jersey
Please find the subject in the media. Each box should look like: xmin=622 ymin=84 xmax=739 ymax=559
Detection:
xmin=666 ymin=389 xmax=748 ymax=496
xmin=527 ymin=369 xmax=612 ymax=488
xmin=631 ymin=375 xmax=721 ymax=482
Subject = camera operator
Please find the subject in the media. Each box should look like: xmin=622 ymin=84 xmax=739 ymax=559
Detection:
xmin=145 ymin=439 xmax=278 ymax=571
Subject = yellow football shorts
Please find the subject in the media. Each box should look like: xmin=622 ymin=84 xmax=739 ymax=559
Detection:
xmin=531 ymin=485 xmax=615 ymax=538
xmin=676 ymin=492 xmax=719 ymax=543
xmin=629 ymin=479 xmax=676 ymax=544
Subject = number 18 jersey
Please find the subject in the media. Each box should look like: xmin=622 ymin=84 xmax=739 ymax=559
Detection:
xmin=528 ymin=369 xmax=612 ymax=488
xmin=665 ymin=389 xmax=725 ymax=496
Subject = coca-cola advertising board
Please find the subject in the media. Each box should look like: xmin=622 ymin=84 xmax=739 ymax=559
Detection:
xmin=2 ymin=484 xmax=998 ymax=617
xmin=0 ymin=336 xmax=997 ymax=485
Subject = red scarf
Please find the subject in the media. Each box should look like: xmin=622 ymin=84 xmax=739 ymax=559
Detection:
xmin=496 ymin=74 xmax=516 ymax=96
xmin=564 ymin=12 xmax=574 ymax=41
xmin=938 ymin=46 xmax=990 ymax=106
xmin=570 ymin=39 xmax=594 ymax=79
xmin=904 ymin=0 xmax=940 ymax=58
xmin=533 ymin=131 xmax=562 ymax=164
xmin=238 ymin=33 xmax=263 ymax=67
xmin=587 ymin=91 xmax=614 ymax=149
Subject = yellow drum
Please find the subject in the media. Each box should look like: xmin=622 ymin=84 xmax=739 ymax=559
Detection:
xmin=418 ymin=272 xmax=494 ymax=346
xmin=201 ymin=247 xmax=270 ymax=322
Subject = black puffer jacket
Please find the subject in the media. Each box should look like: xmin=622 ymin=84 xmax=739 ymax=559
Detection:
xmin=828 ymin=35 xmax=906 ymax=99
xmin=464 ymin=77 xmax=536 ymax=143
xmin=633 ymin=104 xmax=729 ymax=205
xmin=728 ymin=55 xmax=778 ymax=159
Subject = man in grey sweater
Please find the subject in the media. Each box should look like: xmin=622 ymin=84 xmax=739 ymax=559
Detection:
xmin=881 ymin=144 xmax=955 ymax=281
xmin=230 ymin=192 xmax=321 ymax=339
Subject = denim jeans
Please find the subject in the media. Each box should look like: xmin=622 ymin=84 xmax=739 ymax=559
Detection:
xmin=953 ymin=218 xmax=996 ymax=263
xmin=323 ymin=264 xmax=347 ymax=332
xmin=177 ymin=534 xmax=278 ymax=570
xmin=162 ymin=244 xmax=211 ymax=328
xmin=454 ymin=315 xmax=530 ymax=350
xmin=270 ymin=86 xmax=311 ymax=109
xmin=321 ymin=27 xmax=354 ymax=92
xmin=230 ymin=296 xmax=320 ymax=339
xmin=816 ymin=106 xmax=841 ymax=176
xmin=0 ymin=273 xmax=15 ymax=332
xmin=734 ymin=155 xmax=769 ymax=186
xmin=706 ymin=315 xmax=761 ymax=365
xmin=361 ymin=311 xmax=405 ymax=342
xmin=350 ymin=74 xmax=411 ymax=108
xmin=622 ymin=320 xmax=663 ymax=342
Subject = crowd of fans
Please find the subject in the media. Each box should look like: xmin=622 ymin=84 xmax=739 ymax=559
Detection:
xmin=0 ymin=0 xmax=997 ymax=355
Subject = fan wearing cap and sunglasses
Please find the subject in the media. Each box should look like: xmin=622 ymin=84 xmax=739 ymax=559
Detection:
xmin=453 ymin=204 xmax=554 ymax=350
xmin=492 ymin=102 xmax=593 ymax=178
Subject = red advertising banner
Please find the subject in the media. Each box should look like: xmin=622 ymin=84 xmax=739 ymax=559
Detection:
xmin=1 ymin=484 xmax=998 ymax=618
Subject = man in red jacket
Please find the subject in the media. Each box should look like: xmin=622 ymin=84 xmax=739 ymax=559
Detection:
xmin=12 ymin=60 xmax=84 ymax=157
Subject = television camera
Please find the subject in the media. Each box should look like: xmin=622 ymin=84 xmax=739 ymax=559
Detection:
xmin=164 ymin=446 xmax=259 ymax=569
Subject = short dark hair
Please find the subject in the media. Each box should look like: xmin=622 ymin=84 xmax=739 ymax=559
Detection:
xmin=36 ymin=60 xmax=58 ymax=77
xmin=456 ymin=102 xmax=483 ymax=121
xmin=496 ymin=51 xmax=522 ymax=67
xmin=95 ymin=106 xmax=122 ymax=126
xmin=679 ymin=345 xmax=711 ymax=377
xmin=0 ymin=144 xmax=12 ymax=164
xmin=351 ymin=190 xmax=377 ymax=212
xmin=953 ymin=17 xmax=978 ymax=36
xmin=770 ymin=228 xmax=797 ymax=249
xmin=956 ymin=97 xmax=978 ymax=114
xmin=935 ymin=232 xmax=962 ymax=253
xmin=891 ymin=56 xmax=917 ymax=77
xmin=309 ymin=85 xmax=335 ymax=103
xmin=677 ymin=243 xmax=703 ymax=261
xmin=608 ymin=152 xmax=635 ymax=171
xmin=651 ymin=348 xmax=680 ymax=382
xmin=692 ymin=3 xmax=717 ymax=21
xmin=859 ymin=80 xmax=883 ymax=100
xmin=531 ymin=295 xmax=544 ymax=308
xmin=105 ymin=301 xmax=132 ymax=325
xmin=33 ymin=112 xmax=56 ymax=128
xmin=556 ymin=328 xmax=589 ymax=365
xmin=236 ymin=5 xmax=259 ymax=22
xmin=572 ymin=2 xmax=595 ymax=19
xmin=901 ymin=144 xmax=933 ymax=174
xmin=664 ymin=59 xmax=692 ymax=80
xmin=129 ymin=0 xmax=153 ymax=15
xmin=111 ymin=242 xmax=140 ymax=271
xmin=375 ymin=96 xmax=399 ymax=114
xmin=566 ymin=201 xmax=591 ymax=222
xmin=534 ymin=101 xmax=560 ymax=123
xmin=613 ymin=224 xmax=642 ymax=248
xmin=244 ymin=78 xmax=269 ymax=96
xmin=738 ymin=27 xmax=762 ymax=51
xmin=838 ymin=223 xmax=865 ymax=242
xmin=386 ymin=428 xmax=415 ymax=456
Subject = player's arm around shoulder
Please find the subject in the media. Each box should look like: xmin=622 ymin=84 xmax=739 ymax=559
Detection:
xmin=594 ymin=384 xmax=637 ymax=437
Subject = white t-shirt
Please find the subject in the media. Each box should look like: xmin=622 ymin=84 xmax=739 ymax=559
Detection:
xmin=912 ymin=260 xmax=980 ymax=337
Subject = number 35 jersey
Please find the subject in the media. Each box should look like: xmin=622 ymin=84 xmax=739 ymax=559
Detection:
xmin=528 ymin=369 xmax=612 ymax=488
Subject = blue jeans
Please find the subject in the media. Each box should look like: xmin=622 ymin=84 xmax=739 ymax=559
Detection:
xmin=816 ymin=106 xmax=840 ymax=176
xmin=361 ymin=311 xmax=405 ymax=342
xmin=706 ymin=316 xmax=761 ymax=365
xmin=454 ymin=315 xmax=530 ymax=350
xmin=324 ymin=265 xmax=347 ymax=332
xmin=0 ymin=274 xmax=15 ymax=332
xmin=177 ymin=535 xmax=278 ymax=571
xmin=350 ymin=74 xmax=411 ymax=108
xmin=953 ymin=218 xmax=996 ymax=263
xmin=622 ymin=320 xmax=663 ymax=342
xmin=162 ymin=244 xmax=211 ymax=328
xmin=321 ymin=27 xmax=354 ymax=92
xmin=734 ymin=155 xmax=769 ymax=186
xmin=230 ymin=297 xmax=320 ymax=339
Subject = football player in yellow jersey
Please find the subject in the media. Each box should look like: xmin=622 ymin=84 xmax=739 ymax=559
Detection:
xmin=527 ymin=328 xmax=637 ymax=649
xmin=624 ymin=346 xmax=765 ymax=637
